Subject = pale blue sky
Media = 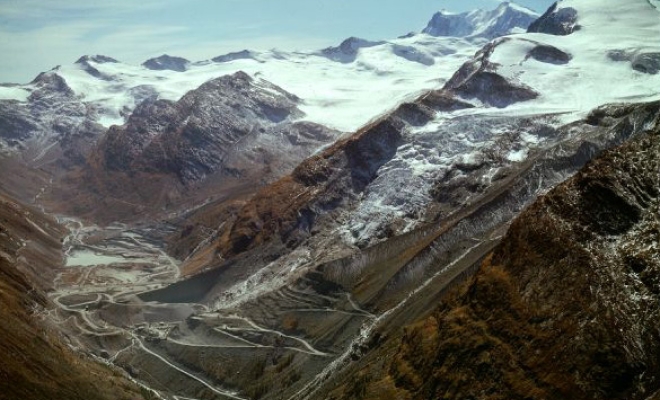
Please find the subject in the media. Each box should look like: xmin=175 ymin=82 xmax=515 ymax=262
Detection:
xmin=0 ymin=0 xmax=554 ymax=83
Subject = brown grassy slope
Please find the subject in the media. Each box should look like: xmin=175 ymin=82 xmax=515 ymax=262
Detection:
xmin=327 ymin=129 xmax=660 ymax=399
xmin=0 ymin=192 xmax=144 ymax=400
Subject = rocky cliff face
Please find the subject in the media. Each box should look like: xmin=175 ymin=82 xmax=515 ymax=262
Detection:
xmin=96 ymin=71 xmax=305 ymax=181
xmin=75 ymin=55 xmax=119 ymax=80
xmin=527 ymin=2 xmax=580 ymax=35
xmin=443 ymin=38 xmax=540 ymax=108
xmin=142 ymin=54 xmax=190 ymax=72
xmin=50 ymin=71 xmax=336 ymax=223
xmin=318 ymin=104 xmax=660 ymax=400
xmin=0 ymin=71 xmax=104 ymax=166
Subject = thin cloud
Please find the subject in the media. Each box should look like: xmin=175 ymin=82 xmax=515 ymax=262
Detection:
xmin=167 ymin=36 xmax=334 ymax=62
xmin=0 ymin=21 xmax=191 ymax=82
xmin=0 ymin=0 xmax=171 ymax=18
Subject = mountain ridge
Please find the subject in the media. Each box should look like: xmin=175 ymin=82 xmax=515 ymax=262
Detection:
xmin=318 ymin=102 xmax=660 ymax=400
xmin=423 ymin=1 xmax=539 ymax=39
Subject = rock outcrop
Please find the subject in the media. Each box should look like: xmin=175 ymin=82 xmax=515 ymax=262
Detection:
xmin=54 ymin=71 xmax=337 ymax=223
xmin=444 ymin=39 xmax=539 ymax=107
xmin=0 ymin=71 xmax=103 ymax=161
xmin=212 ymin=49 xmax=260 ymax=63
xmin=142 ymin=54 xmax=190 ymax=72
xmin=527 ymin=2 xmax=580 ymax=35
xmin=93 ymin=71 xmax=325 ymax=183
xmin=321 ymin=37 xmax=386 ymax=63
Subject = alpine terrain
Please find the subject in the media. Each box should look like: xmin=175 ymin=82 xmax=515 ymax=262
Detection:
xmin=1 ymin=1 xmax=660 ymax=399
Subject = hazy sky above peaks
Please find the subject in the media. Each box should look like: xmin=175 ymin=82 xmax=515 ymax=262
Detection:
xmin=0 ymin=0 xmax=554 ymax=83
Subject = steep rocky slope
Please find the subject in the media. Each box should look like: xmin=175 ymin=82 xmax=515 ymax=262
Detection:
xmin=15 ymin=97 xmax=655 ymax=400
xmin=527 ymin=1 xmax=580 ymax=35
xmin=0 ymin=70 xmax=105 ymax=166
xmin=48 ymin=71 xmax=336 ymax=223
xmin=317 ymin=110 xmax=660 ymax=400
xmin=0 ymin=191 xmax=145 ymax=400
xmin=92 ymin=71 xmax=308 ymax=182
xmin=127 ymin=97 xmax=659 ymax=399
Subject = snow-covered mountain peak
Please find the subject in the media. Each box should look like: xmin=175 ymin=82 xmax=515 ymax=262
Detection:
xmin=559 ymin=0 xmax=660 ymax=29
xmin=212 ymin=49 xmax=261 ymax=63
xmin=525 ymin=0 xmax=660 ymax=52
xmin=72 ymin=54 xmax=121 ymax=81
xmin=423 ymin=1 xmax=539 ymax=40
xmin=320 ymin=37 xmax=386 ymax=62
xmin=28 ymin=71 xmax=75 ymax=99
xmin=527 ymin=2 xmax=580 ymax=35
xmin=531 ymin=0 xmax=660 ymax=36
xmin=450 ymin=0 xmax=660 ymax=119
xmin=497 ymin=1 xmax=538 ymax=15
xmin=0 ymin=2 xmax=554 ymax=142
xmin=494 ymin=1 xmax=540 ymax=21
xmin=142 ymin=54 xmax=190 ymax=72
xmin=75 ymin=55 xmax=119 ymax=65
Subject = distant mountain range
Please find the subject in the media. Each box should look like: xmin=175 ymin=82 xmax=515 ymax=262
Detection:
xmin=423 ymin=1 xmax=538 ymax=39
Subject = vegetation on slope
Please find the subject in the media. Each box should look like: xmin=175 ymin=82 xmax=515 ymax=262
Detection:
xmin=326 ymin=125 xmax=660 ymax=399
